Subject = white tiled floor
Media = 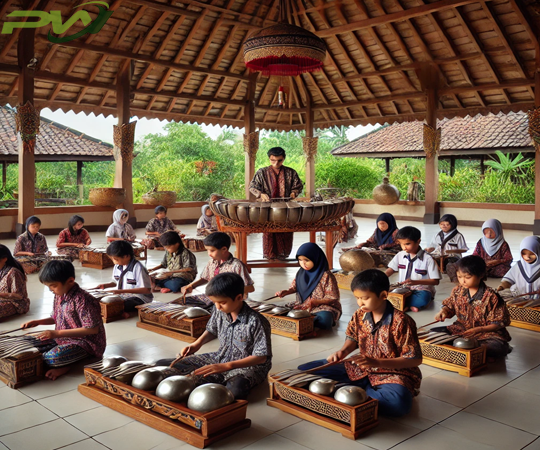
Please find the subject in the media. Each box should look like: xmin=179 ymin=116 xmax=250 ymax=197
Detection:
xmin=1 ymin=219 xmax=540 ymax=449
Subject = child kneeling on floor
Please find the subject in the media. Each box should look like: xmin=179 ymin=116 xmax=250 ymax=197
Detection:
xmin=298 ymin=269 xmax=422 ymax=417
xmin=21 ymin=260 xmax=106 ymax=380
xmin=156 ymin=272 xmax=272 ymax=400
xmin=434 ymin=255 xmax=512 ymax=359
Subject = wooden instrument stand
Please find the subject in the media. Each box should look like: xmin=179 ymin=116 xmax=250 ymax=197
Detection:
xmin=419 ymin=338 xmax=486 ymax=377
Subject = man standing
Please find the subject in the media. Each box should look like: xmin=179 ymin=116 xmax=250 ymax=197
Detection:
xmin=249 ymin=147 xmax=304 ymax=260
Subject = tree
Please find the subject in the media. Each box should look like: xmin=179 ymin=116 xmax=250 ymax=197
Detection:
xmin=319 ymin=125 xmax=350 ymax=147
xmin=484 ymin=150 xmax=533 ymax=183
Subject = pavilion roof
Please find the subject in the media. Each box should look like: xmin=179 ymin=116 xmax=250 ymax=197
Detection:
xmin=331 ymin=111 xmax=534 ymax=158
xmin=0 ymin=0 xmax=538 ymax=132
xmin=0 ymin=105 xmax=114 ymax=162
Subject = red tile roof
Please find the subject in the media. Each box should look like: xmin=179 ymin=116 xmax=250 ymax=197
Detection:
xmin=332 ymin=112 xmax=533 ymax=158
xmin=0 ymin=106 xmax=113 ymax=161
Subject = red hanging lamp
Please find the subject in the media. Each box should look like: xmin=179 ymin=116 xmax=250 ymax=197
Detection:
xmin=243 ymin=0 xmax=327 ymax=77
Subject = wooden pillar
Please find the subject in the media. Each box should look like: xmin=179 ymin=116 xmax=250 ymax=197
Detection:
xmin=450 ymin=157 xmax=455 ymax=177
xmin=533 ymin=49 xmax=540 ymax=234
xmin=2 ymin=163 xmax=6 ymax=189
xmin=113 ymin=62 xmax=136 ymax=226
xmin=303 ymin=101 xmax=316 ymax=199
xmin=480 ymin=156 xmax=485 ymax=175
xmin=76 ymin=161 xmax=83 ymax=185
xmin=421 ymin=64 xmax=440 ymax=224
xmin=16 ymin=27 xmax=37 ymax=235
xmin=244 ymin=74 xmax=258 ymax=201
xmin=385 ymin=157 xmax=391 ymax=174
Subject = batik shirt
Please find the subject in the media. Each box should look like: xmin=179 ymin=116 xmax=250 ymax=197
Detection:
xmin=473 ymin=240 xmax=513 ymax=278
xmin=442 ymin=283 xmax=511 ymax=343
xmin=160 ymin=248 xmax=197 ymax=281
xmin=51 ymin=284 xmax=106 ymax=357
xmin=344 ymin=302 xmax=422 ymax=394
xmin=146 ymin=217 xmax=177 ymax=234
xmin=285 ymin=271 xmax=342 ymax=323
xmin=14 ymin=232 xmax=48 ymax=254
xmin=249 ymin=166 xmax=303 ymax=199
xmin=56 ymin=228 xmax=90 ymax=256
xmin=200 ymin=253 xmax=254 ymax=286
xmin=196 ymin=302 xmax=272 ymax=386
xmin=363 ymin=228 xmax=401 ymax=251
xmin=0 ymin=266 xmax=29 ymax=314
xmin=388 ymin=249 xmax=441 ymax=295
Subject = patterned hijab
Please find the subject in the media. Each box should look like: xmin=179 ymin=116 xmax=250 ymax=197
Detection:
xmin=518 ymin=236 xmax=540 ymax=282
xmin=375 ymin=213 xmax=398 ymax=246
xmin=481 ymin=219 xmax=505 ymax=257
xmin=295 ymin=243 xmax=328 ymax=302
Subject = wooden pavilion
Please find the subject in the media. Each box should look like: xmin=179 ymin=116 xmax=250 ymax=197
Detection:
xmin=0 ymin=0 xmax=539 ymax=233
xmin=0 ymin=105 xmax=114 ymax=191
xmin=331 ymin=111 xmax=534 ymax=175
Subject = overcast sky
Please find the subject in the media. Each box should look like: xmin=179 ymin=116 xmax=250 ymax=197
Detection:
xmin=39 ymin=108 xmax=377 ymax=144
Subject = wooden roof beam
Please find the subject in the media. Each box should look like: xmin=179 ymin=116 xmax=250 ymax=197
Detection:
xmin=316 ymin=0 xmax=494 ymax=37
xmin=35 ymin=36 xmax=250 ymax=82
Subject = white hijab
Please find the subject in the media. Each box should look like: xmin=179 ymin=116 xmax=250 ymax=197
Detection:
xmin=519 ymin=236 xmax=540 ymax=281
xmin=481 ymin=219 xmax=504 ymax=257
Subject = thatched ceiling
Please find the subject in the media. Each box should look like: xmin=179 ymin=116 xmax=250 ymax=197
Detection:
xmin=0 ymin=0 xmax=538 ymax=131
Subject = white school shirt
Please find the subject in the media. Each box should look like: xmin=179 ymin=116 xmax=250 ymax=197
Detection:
xmin=388 ymin=249 xmax=442 ymax=296
xmin=112 ymin=260 xmax=153 ymax=303
xmin=428 ymin=231 xmax=468 ymax=258
xmin=502 ymin=263 xmax=540 ymax=300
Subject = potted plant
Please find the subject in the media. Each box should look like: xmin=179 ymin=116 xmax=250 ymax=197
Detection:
xmin=89 ymin=187 xmax=126 ymax=208
xmin=142 ymin=186 xmax=177 ymax=207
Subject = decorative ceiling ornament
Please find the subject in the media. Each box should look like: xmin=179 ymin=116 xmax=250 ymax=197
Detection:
xmin=243 ymin=0 xmax=326 ymax=77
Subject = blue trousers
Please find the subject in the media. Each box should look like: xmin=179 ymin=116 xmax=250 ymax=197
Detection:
xmin=155 ymin=277 xmax=190 ymax=293
xmin=314 ymin=311 xmax=334 ymax=330
xmin=298 ymin=359 xmax=413 ymax=417
xmin=409 ymin=290 xmax=433 ymax=309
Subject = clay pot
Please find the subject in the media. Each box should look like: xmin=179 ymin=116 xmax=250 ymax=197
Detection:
xmin=89 ymin=188 xmax=126 ymax=208
xmin=372 ymin=177 xmax=400 ymax=205
xmin=339 ymin=249 xmax=375 ymax=273
xmin=141 ymin=191 xmax=177 ymax=207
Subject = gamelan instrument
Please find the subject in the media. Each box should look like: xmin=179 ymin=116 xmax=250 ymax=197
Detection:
xmin=267 ymin=358 xmax=378 ymax=440
xmin=500 ymin=290 xmax=540 ymax=332
xmin=387 ymin=284 xmax=413 ymax=311
xmin=417 ymin=328 xmax=486 ymax=377
xmin=246 ymin=300 xmax=316 ymax=341
xmin=79 ymin=357 xmax=250 ymax=448
xmin=136 ymin=295 xmax=213 ymax=343
xmin=0 ymin=334 xmax=54 ymax=388
xmin=79 ymin=243 xmax=147 ymax=270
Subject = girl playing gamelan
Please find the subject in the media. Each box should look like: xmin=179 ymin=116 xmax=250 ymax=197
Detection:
xmin=275 ymin=243 xmax=341 ymax=330
xmin=14 ymin=216 xmax=49 ymax=274
xmin=106 ymin=209 xmax=136 ymax=242
xmin=56 ymin=215 xmax=92 ymax=259
xmin=498 ymin=236 xmax=540 ymax=300
xmin=472 ymin=219 xmax=512 ymax=278
xmin=0 ymin=245 xmax=29 ymax=320
xmin=196 ymin=205 xmax=218 ymax=237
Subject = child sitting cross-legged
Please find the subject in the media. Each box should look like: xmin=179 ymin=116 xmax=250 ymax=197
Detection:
xmin=21 ymin=260 xmax=106 ymax=380
xmin=94 ymin=241 xmax=153 ymax=318
xmin=472 ymin=219 xmax=513 ymax=278
xmin=180 ymin=232 xmax=254 ymax=307
xmin=385 ymin=226 xmax=441 ymax=312
xmin=148 ymin=231 xmax=197 ymax=294
xmin=275 ymin=242 xmax=341 ymax=330
xmin=142 ymin=205 xmax=181 ymax=249
xmin=156 ymin=273 xmax=272 ymax=400
xmin=434 ymin=255 xmax=511 ymax=360
xmin=298 ymin=269 xmax=422 ymax=417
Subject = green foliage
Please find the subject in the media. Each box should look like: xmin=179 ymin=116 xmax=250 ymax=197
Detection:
xmin=318 ymin=126 xmax=350 ymax=147
xmin=484 ymin=150 xmax=533 ymax=183
xmin=0 ymin=123 xmax=535 ymax=205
